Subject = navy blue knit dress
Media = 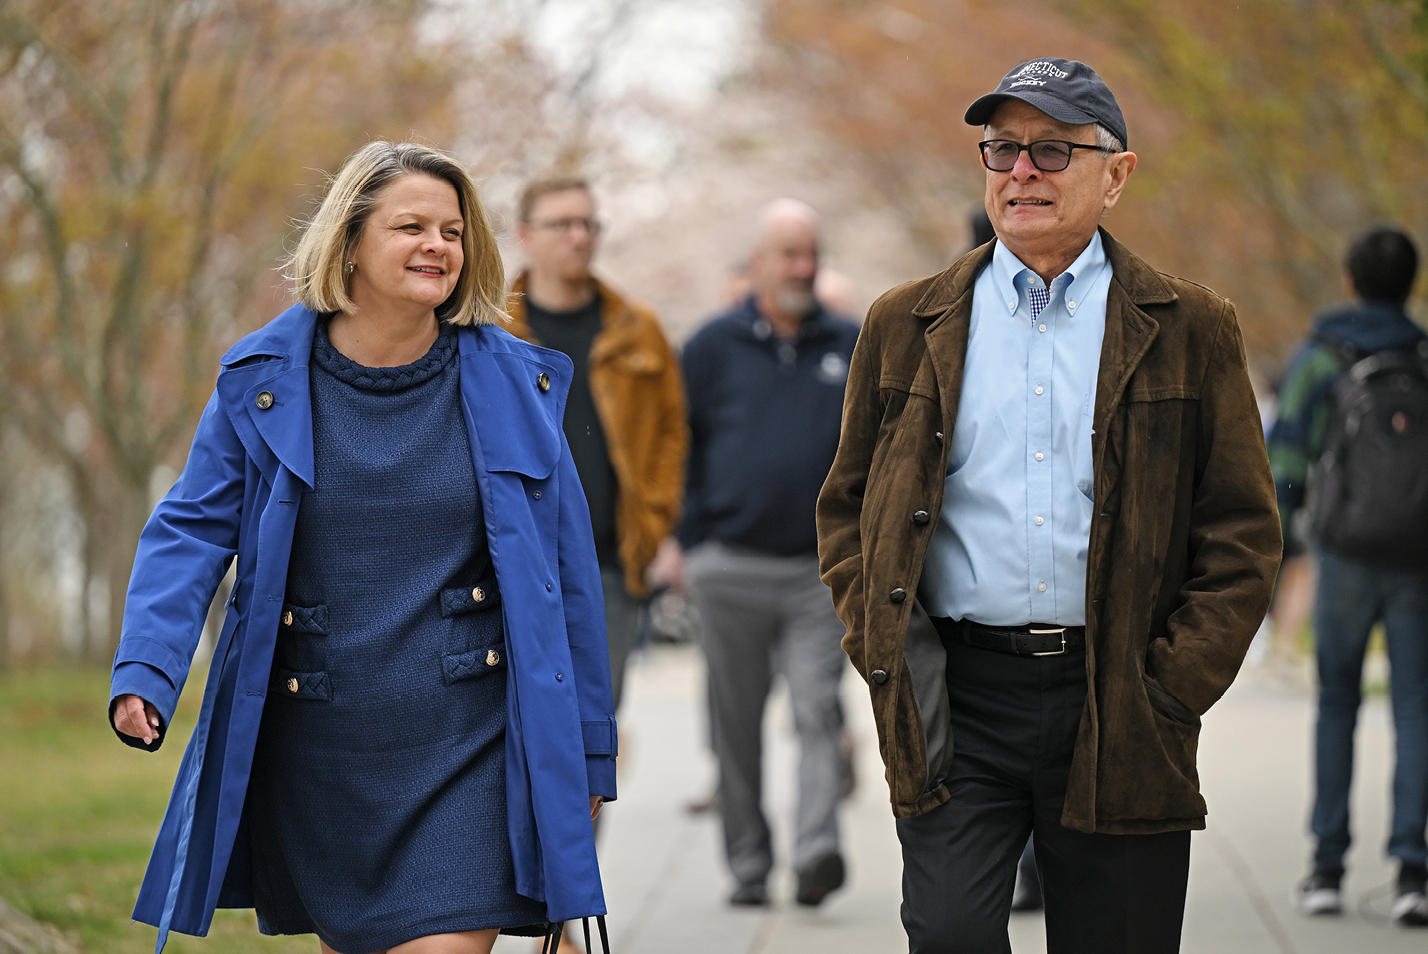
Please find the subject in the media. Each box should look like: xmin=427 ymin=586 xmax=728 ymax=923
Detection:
xmin=246 ymin=320 xmax=548 ymax=952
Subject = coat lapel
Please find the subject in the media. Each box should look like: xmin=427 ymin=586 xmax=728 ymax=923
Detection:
xmin=914 ymin=242 xmax=995 ymax=439
xmin=1091 ymin=230 xmax=1175 ymax=461
xmin=215 ymin=305 xmax=317 ymax=488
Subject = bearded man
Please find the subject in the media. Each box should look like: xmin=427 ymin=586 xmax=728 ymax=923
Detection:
xmin=674 ymin=199 xmax=860 ymax=908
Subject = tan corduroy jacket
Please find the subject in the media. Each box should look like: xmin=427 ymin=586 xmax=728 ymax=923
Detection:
xmin=816 ymin=230 xmax=1282 ymax=832
xmin=507 ymin=273 xmax=687 ymax=598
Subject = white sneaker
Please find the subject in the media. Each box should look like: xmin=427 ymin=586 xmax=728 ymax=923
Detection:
xmin=1393 ymin=888 xmax=1428 ymax=927
xmin=1293 ymin=874 xmax=1342 ymax=915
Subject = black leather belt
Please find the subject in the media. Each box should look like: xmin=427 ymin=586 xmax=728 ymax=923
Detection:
xmin=931 ymin=616 xmax=1086 ymax=656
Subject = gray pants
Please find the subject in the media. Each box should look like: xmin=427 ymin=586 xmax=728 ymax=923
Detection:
xmin=685 ymin=541 xmax=845 ymax=885
xmin=600 ymin=564 xmax=644 ymax=713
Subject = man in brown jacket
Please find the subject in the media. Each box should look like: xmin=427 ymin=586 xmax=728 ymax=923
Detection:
xmin=816 ymin=59 xmax=1281 ymax=953
xmin=509 ymin=176 xmax=687 ymax=711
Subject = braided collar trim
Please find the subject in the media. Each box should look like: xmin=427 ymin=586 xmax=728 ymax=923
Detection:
xmin=312 ymin=318 xmax=458 ymax=392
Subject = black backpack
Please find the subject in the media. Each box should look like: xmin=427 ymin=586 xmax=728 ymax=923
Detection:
xmin=1310 ymin=336 xmax=1428 ymax=566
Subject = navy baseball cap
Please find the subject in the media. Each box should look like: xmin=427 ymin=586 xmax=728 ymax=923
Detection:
xmin=964 ymin=58 xmax=1128 ymax=149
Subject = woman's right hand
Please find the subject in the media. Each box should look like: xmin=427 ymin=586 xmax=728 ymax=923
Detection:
xmin=113 ymin=693 xmax=162 ymax=745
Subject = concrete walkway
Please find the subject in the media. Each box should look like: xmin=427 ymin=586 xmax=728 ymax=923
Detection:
xmin=495 ymin=644 xmax=1421 ymax=954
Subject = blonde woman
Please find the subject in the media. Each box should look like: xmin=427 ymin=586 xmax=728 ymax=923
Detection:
xmin=108 ymin=141 xmax=616 ymax=954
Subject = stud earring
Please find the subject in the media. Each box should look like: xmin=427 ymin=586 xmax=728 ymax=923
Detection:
xmin=344 ymin=260 xmax=355 ymax=274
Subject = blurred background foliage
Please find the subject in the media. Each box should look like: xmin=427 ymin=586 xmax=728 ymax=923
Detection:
xmin=0 ymin=1 xmax=1425 ymax=943
xmin=3 ymin=0 xmax=1424 ymax=666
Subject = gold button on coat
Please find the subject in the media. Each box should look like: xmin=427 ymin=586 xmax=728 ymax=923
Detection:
xmin=472 ymin=586 xmax=485 ymax=603
xmin=282 ymin=610 xmax=294 ymax=626
xmin=255 ymin=391 xmax=274 ymax=410
xmin=486 ymin=649 xmax=500 ymax=667
xmin=537 ymin=372 xmax=551 ymax=392
xmin=287 ymin=678 xmax=299 ymax=693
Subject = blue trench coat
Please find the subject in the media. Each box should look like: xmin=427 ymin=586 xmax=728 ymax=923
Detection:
xmin=108 ymin=304 xmax=616 ymax=950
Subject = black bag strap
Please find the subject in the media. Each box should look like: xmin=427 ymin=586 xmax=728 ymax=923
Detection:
xmin=544 ymin=916 xmax=610 ymax=954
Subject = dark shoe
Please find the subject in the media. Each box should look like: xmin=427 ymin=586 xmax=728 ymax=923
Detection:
xmin=729 ymin=881 xmax=768 ymax=906
xmin=1010 ymin=865 xmax=1043 ymax=912
xmin=685 ymin=786 xmax=718 ymax=816
xmin=796 ymin=852 xmax=846 ymax=906
xmin=1394 ymin=864 xmax=1428 ymax=927
xmin=1292 ymin=869 xmax=1342 ymax=915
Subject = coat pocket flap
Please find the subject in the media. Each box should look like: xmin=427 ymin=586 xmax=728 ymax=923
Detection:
xmin=440 ymin=578 xmax=501 ymax=616
xmin=581 ymin=717 xmax=618 ymax=756
xmin=442 ymin=642 xmax=507 ymax=684
xmin=280 ymin=602 xmax=328 ymax=635
xmin=270 ymin=668 xmax=332 ymax=701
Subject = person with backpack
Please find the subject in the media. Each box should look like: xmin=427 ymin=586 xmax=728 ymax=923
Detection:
xmin=1270 ymin=225 xmax=1428 ymax=927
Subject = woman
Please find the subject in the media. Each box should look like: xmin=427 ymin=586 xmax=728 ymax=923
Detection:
xmin=108 ymin=141 xmax=616 ymax=954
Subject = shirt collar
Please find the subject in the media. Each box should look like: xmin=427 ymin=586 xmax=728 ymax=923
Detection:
xmin=988 ymin=231 xmax=1108 ymax=318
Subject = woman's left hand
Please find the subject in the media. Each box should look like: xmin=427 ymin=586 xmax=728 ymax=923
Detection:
xmin=590 ymin=796 xmax=604 ymax=820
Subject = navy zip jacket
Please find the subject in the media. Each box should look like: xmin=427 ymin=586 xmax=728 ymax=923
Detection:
xmin=678 ymin=297 xmax=860 ymax=557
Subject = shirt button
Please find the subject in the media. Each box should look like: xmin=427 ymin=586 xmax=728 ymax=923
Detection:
xmin=1068 ymin=300 xmax=1077 ymax=309
xmin=1035 ymin=516 xmax=1044 ymax=526
xmin=1038 ymin=324 xmax=1047 ymax=333
xmin=555 ymin=673 xmax=563 ymax=682
xmin=537 ymin=372 xmax=551 ymax=392
xmin=1038 ymin=581 xmax=1047 ymax=592
xmin=1007 ymin=300 xmax=1016 ymax=311
xmin=1035 ymin=452 xmax=1044 ymax=461
xmin=255 ymin=391 xmax=274 ymax=410
xmin=1035 ymin=385 xmax=1044 ymax=395
xmin=546 ymin=584 xmax=553 ymax=592
xmin=533 ymin=491 xmax=541 ymax=499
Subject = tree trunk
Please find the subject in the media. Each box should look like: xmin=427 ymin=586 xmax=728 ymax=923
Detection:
xmin=97 ymin=479 xmax=150 ymax=663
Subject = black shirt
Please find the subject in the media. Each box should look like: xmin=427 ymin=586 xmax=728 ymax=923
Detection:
xmin=525 ymin=294 xmax=620 ymax=566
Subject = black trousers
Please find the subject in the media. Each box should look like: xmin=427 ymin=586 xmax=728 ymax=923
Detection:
xmin=896 ymin=637 xmax=1191 ymax=954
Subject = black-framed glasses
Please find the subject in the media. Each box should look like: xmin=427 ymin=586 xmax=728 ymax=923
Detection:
xmin=978 ymin=139 xmax=1109 ymax=173
xmin=530 ymin=217 xmax=602 ymax=236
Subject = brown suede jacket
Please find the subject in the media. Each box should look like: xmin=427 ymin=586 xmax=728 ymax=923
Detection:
xmin=508 ymin=273 xmax=687 ymax=598
xmin=816 ymin=230 xmax=1281 ymax=832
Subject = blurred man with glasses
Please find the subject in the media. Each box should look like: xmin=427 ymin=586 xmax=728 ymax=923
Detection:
xmin=509 ymin=176 xmax=687 ymax=720
xmin=818 ymin=58 xmax=1280 ymax=952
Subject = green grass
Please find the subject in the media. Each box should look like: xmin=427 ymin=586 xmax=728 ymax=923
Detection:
xmin=0 ymin=664 xmax=311 ymax=953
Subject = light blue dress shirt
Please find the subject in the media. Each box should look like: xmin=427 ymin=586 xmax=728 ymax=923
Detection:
xmin=919 ymin=233 xmax=1111 ymax=626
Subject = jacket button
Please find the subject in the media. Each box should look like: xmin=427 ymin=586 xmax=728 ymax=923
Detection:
xmin=255 ymin=391 xmax=274 ymax=410
xmin=472 ymin=586 xmax=485 ymax=603
xmin=282 ymin=610 xmax=294 ymax=626
xmin=537 ymin=372 xmax=551 ymax=392
xmin=912 ymin=510 xmax=930 ymax=525
xmin=871 ymin=669 xmax=889 ymax=685
xmin=935 ymin=431 xmax=943 ymax=445
xmin=486 ymin=649 xmax=500 ymax=667
xmin=890 ymin=587 xmax=907 ymax=603
xmin=287 ymin=678 xmax=299 ymax=693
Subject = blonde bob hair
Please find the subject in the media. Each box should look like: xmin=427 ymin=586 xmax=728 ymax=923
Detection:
xmin=288 ymin=141 xmax=506 ymax=326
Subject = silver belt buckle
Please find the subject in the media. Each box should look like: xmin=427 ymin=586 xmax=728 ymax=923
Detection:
xmin=1027 ymin=627 xmax=1067 ymax=656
